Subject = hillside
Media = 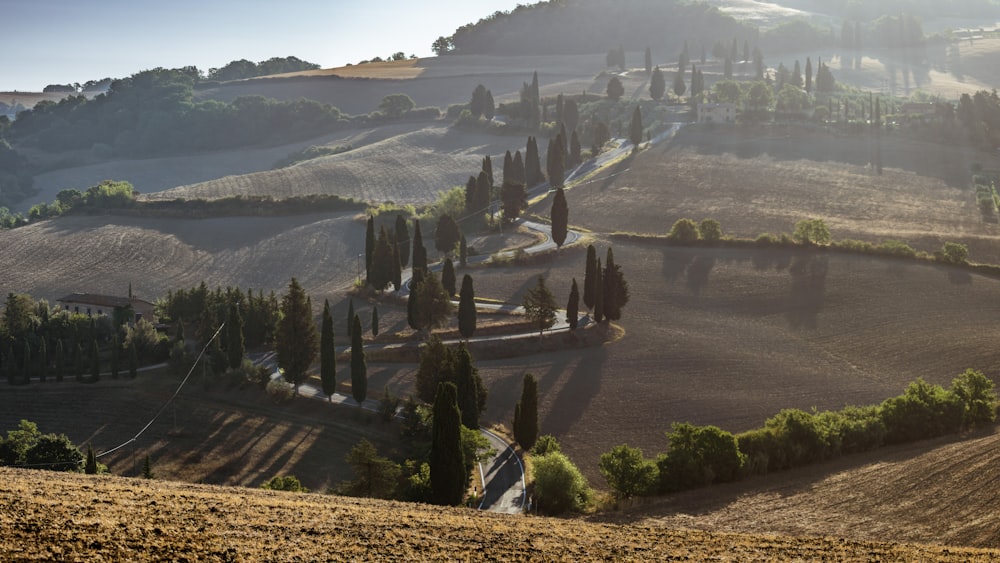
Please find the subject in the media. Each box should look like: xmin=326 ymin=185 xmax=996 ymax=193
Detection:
xmin=2 ymin=466 xmax=996 ymax=561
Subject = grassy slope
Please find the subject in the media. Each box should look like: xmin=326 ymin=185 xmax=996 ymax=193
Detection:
xmin=1 ymin=466 xmax=996 ymax=561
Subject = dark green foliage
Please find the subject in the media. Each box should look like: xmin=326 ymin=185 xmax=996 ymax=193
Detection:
xmin=531 ymin=451 xmax=592 ymax=515
xmin=142 ymin=454 xmax=155 ymax=479
xmin=483 ymin=155 xmax=495 ymax=188
xmin=407 ymin=270 xmax=421 ymax=331
xmin=412 ymin=273 xmax=454 ymax=332
xmin=395 ymin=214 xmax=410 ymax=268
xmin=109 ymin=336 xmax=119 ymax=380
xmin=951 ymin=368 xmax=996 ymax=428
xmin=350 ymin=314 xmax=367 ymax=404
xmin=378 ymin=385 xmax=400 ymax=422
xmin=455 ymin=343 xmax=481 ymax=430
xmin=668 ymin=218 xmax=700 ymax=242
xmin=657 ymin=423 xmax=745 ymax=492
xmin=672 ymin=71 xmax=686 ymax=97
xmin=470 ymin=84 xmax=489 ymax=118
xmin=939 ymin=242 xmax=969 ymax=264
xmin=412 ymin=220 xmax=427 ymax=275
xmin=563 ymin=99 xmax=579 ymax=136
xmin=532 ymin=435 xmax=561 ymax=456
xmin=602 ymin=247 xmax=630 ymax=322
xmin=593 ymin=258 xmax=604 ymax=323
xmin=459 ymin=235 xmax=468 ymax=267
xmin=501 ymin=176 xmax=527 ymax=223
xmin=600 ymin=444 xmax=659 ymax=499
xmin=338 ymin=439 xmax=401 ymax=499
xmin=434 ymin=215 xmax=461 ymax=256
xmin=89 ymin=339 xmax=100 ymax=383
xmin=276 ymin=278 xmax=318 ymax=388
xmin=371 ymin=306 xmax=379 ymax=338
xmin=629 ymin=106 xmax=643 ymax=150
xmin=650 ymin=66 xmax=666 ymax=101
xmin=1 ymin=420 xmax=83 ymax=472
xmin=793 ymin=218 xmax=831 ymax=245
xmin=430 ymin=382 xmax=466 ymax=506
xmin=698 ymin=218 xmax=722 ymax=241
xmin=567 ymin=278 xmax=580 ymax=330
xmin=441 ymin=258 xmax=456 ymax=297
xmin=606 ymin=76 xmax=624 ymax=101
xmin=523 ymin=275 xmax=557 ymax=335
xmin=458 ymin=275 xmax=476 ymax=340
xmin=546 ymin=134 xmax=565 ymax=189
xmin=569 ymin=130 xmax=581 ymax=168
xmin=815 ymin=59 xmax=836 ymax=92
xmin=158 ymin=284 xmax=279 ymax=349
xmin=365 ymin=216 xmax=375 ymax=282
xmin=583 ymin=245 xmax=597 ymax=311
xmin=85 ymin=443 xmax=97 ymax=474
xmin=226 ymin=303 xmax=244 ymax=370
xmin=880 ymin=379 xmax=964 ymax=444
xmin=525 ymin=136 xmax=545 ymax=187
xmin=550 ymin=187 xmax=568 ymax=248
xmin=369 ymin=226 xmax=394 ymax=291
xmin=321 ymin=300 xmax=336 ymax=400
xmin=73 ymin=343 xmax=83 ymax=382
xmin=54 ymin=339 xmax=63 ymax=382
xmin=416 ymin=335 xmax=452 ymax=404
xmin=513 ymin=373 xmax=539 ymax=451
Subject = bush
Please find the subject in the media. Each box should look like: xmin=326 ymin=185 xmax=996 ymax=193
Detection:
xmin=667 ymin=218 xmax=700 ymax=243
xmin=792 ymin=218 xmax=830 ymax=245
xmin=880 ymin=378 xmax=964 ymax=444
xmin=950 ymin=368 xmax=996 ymax=428
xmin=531 ymin=451 xmax=593 ymax=515
xmin=878 ymin=239 xmax=917 ymax=258
xmin=532 ymin=435 xmax=561 ymax=455
xmin=657 ymin=423 xmax=744 ymax=492
xmin=599 ymin=444 xmax=658 ymax=499
xmin=266 ymin=378 xmax=296 ymax=403
xmin=938 ymin=241 xmax=969 ymax=264
xmin=261 ymin=475 xmax=308 ymax=492
xmin=698 ymin=218 xmax=722 ymax=241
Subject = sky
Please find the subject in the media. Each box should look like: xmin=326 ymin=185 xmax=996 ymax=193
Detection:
xmin=1 ymin=0 xmax=527 ymax=92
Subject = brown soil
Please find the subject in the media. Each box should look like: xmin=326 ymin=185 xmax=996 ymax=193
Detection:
xmin=2 ymin=467 xmax=995 ymax=561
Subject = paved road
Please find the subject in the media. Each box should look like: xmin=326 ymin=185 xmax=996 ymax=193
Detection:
xmin=477 ymin=429 xmax=526 ymax=514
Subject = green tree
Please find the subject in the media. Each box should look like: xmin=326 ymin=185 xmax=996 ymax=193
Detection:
xmin=371 ymin=305 xmax=379 ymax=338
xmin=567 ymin=278 xmax=580 ymax=330
xmin=523 ymin=275 xmax=557 ymax=335
xmin=430 ymin=382 xmax=466 ymax=506
xmin=378 ymin=93 xmax=415 ymax=117
xmin=672 ymin=71 xmax=686 ymax=97
xmin=815 ymin=60 xmax=836 ymax=92
xmin=629 ymin=106 xmax=643 ymax=151
xmin=441 ymin=258 xmax=456 ymax=297
xmin=350 ymin=314 xmax=366 ymax=404
xmin=513 ymin=373 xmax=539 ymax=451
xmin=434 ymin=214 xmax=461 ymax=257
xmin=458 ymin=274 xmax=476 ymax=340
xmin=657 ymin=423 xmax=745 ymax=492
xmin=412 ymin=220 xmax=427 ymax=275
xmin=698 ymin=218 xmax=722 ymax=241
xmin=600 ymin=444 xmax=658 ymax=499
xmin=226 ymin=303 xmax=244 ymax=370
xmin=365 ymin=215 xmax=375 ymax=282
xmin=546 ymin=134 xmax=565 ymax=189
xmin=455 ymin=342 xmax=481 ymax=430
xmin=339 ymin=439 xmax=401 ymax=499
xmin=940 ymin=242 xmax=969 ymax=264
xmin=531 ymin=451 xmax=592 ymax=515
xmin=593 ymin=258 xmax=604 ymax=323
xmin=413 ymin=274 xmax=453 ymax=332
xmin=793 ymin=218 xmax=831 ymax=245
xmin=668 ymin=218 xmax=700 ymax=242
xmin=276 ymin=278 xmax=318 ymax=388
xmin=320 ymin=299 xmax=336 ymax=400
xmin=951 ymin=368 xmax=996 ymax=427
xmin=607 ymin=76 xmax=625 ymax=100
xmin=261 ymin=475 xmax=308 ymax=492
xmin=24 ymin=433 xmax=83 ymax=472
xmin=713 ymin=80 xmax=742 ymax=105
xmin=395 ymin=214 xmax=410 ymax=268
xmin=85 ymin=443 xmax=98 ymax=474
xmin=746 ymin=81 xmax=773 ymax=114
xmin=459 ymin=235 xmax=468 ymax=267
xmin=550 ymin=187 xmax=569 ymax=248
xmin=649 ymin=66 xmax=666 ymax=101
xmin=602 ymin=247 xmax=630 ymax=322
xmin=583 ymin=244 xmax=597 ymax=311
xmin=525 ymin=136 xmax=545 ymax=187
xmin=369 ymin=225 xmax=394 ymax=292
xmin=415 ymin=334 xmax=453 ymax=403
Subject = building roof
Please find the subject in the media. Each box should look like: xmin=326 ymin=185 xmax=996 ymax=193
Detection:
xmin=56 ymin=293 xmax=154 ymax=309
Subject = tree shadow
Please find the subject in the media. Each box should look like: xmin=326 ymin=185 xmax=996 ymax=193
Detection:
xmin=686 ymin=255 xmax=716 ymax=296
xmin=785 ymin=254 xmax=828 ymax=331
xmin=541 ymin=346 xmax=607 ymax=437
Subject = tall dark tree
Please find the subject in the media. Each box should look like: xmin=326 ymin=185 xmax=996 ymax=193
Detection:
xmin=593 ymin=258 xmax=604 ymax=323
xmin=629 ymin=106 xmax=643 ymax=151
xmin=523 ymin=275 xmax=557 ymax=336
xmin=85 ymin=444 xmax=98 ymax=475
xmin=473 ymin=171 xmax=492 ymax=220
xmin=567 ymin=278 xmax=580 ymax=330
xmin=501 ymin=173 xmax=527 ymax=223
xmin=89 ymin=338 xmax=99 ymax=383
xmin=390 ymin=241 xmax=402 ymax=292
xmin=502 ymin=150 xmax=513 ymax=187
xmin=38 ymin=338 xmax=48 ymax=383
xmin=412 ymin=219 xmax=427 ymax=275
xmin=276 ymin=278 xmax=318 ymax=388
xmin=563 ymin=99 xmax=579 ymax=136
xmin=73 ymin=342 xmax=83 ymax=382
xmin=482 ymin=155 xmax=494 ymax=188
xmin=413 ymin=273 xmax=453 ymax=332
xmin=546 ymin=134 xmax=565 ymax=188
xmin=805 ymin=57 xmax=813 ymax=93
xmin=364 ymin=215 xmax=375 ymax=283
xmin=679 ymin=42 xmax=690 ymax=74
xmin=644 ymin=46 xmax=652 ymax=74
xmin=350 ymin=314 xmax=366 ymax=404
xmin=371 ymin=306 xmax=379 ymax=338
xmin=369 ymin=225 xmax=394 ymax=291
xmin=650 ymin=66 xmax=666 ymax=101
xmin=603 ymin=247 xmax=630 ymax=322
xmin=416 ymin=334 xmax=453 ymax=403
xmin=407 ymin=272 xmax=421 ymax=332
xmin=724 ymin=57 xmax=733 ymax=79
xmin=525 ymin=136 xmax=545 ymax=187
xmin=109 ymin=336 xmax=118 ymax=380
xmin=583 ymin=244 xmax=597 ymax=311
xmin=512 ymin=150 xmax=526 ymax=186
xmin=395 ymin=214 xmax=410 ymax=268
xmin=484 ymin=90 xmax=495 ymax=120
xmin=321 ymin=299 xmax=336 ymax=401
xmin=459 ymin=235 xmax=468 ymax=267
xmin=470 ymin=83 xmax=488 ymax=118
xmin=455 ymin=342 xmax=481 ymax=430
xmin=513 ymin=373 xmax=539 ymax=451
xmin=792 ymin=60 xmax=803 ymax=87
xmin=347 ymin=299 xmax=355 ymax=338
xmin=54 ymin=339 xmax=64 ymax=383
xmin=458 ymin=274 xmax=476 ymax=340
xmin=434 ymin=215 xmax=461 ymax=257
xmin=550 ymin=187 xmax=568 ymax=248
xmin=430 ymin=382 xmax=466 ymax=506
xmin=569 ymin=130 xmax=581 ymax=168
xmin=226 ymin=303 xmax=244 ymax=370
xmin=607 ymin=76 xmax=625 ymax=100
xmin=672 ymin=71 xmax=686 ymax=97
xmin=441 ymin=258 xmax=456 ymax=297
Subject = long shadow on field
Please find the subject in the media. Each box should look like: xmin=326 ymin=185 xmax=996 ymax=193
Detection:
xmin=785 ymin=254 xmax=828 ymax=331
xmin=542 ymin=346 xmax=607 ymax=437
xmin=660 ymin=248 xmax=715 ymax=296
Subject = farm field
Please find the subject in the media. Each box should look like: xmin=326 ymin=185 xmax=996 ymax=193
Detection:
xmin=2 ymin=466 xmax=997 ymax=561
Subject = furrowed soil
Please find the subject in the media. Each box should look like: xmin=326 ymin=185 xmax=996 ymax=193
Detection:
xmin=1 ymin=467 xmax=996 ymax=562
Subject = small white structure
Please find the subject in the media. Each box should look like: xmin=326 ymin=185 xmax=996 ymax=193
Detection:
xmin=56 ymin=293 xmax=156 ymax=325
xmin=697 ymin=102 xmax=736 ymax=123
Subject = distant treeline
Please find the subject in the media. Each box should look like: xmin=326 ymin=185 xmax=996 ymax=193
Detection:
xmin=205 ymin=56 xmax=320 ymax=82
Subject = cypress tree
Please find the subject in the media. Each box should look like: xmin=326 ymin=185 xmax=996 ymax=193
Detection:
xmin=465 ymin=175 xmax=478 ymax=212
xmin=459 ymin=235 xmax=468 ymax=267
xmin=550 ymin=187 xmax=568 ymax=248
xmin=474 ymin=171 xmax=492 ymax=221
xmin=110 ymin=336 xmax=119 ymax=380
xmin=805 ymin=57 xmax=813 ymax=93
xmin=594 ymin=258 xmax=604 ymax=323
xmin=569 ymin=130 xmax=581 ymax=168
xmin=22 ymin=340 xmax=31 ymax=384
xmin=321 ymin=299 xmax=336 ymax=401
xmin=442 ymin=258 xmax=456 ymax=297
xmin=502 ymin=150 xmax=513 ymax=186
xmin=364 ymin=215 xmax=375 ymax=282
xmin=482 ymin=155 xmax=494 ymax=188
xmin=546 ymin=134 xmax=565 ymax=188
xmin=128 ymin=341 xmax=137 ymax=379
xmin=54 ymin=339 xmax=64 ymax=383
xmin=85 ymin=443 xmax=98 ymax=475
xmin=350 ymin=314 xmax=367 ymax=404
xmin=370 ymin=225 xmax=394 ymax=292
xmin=38 ymin=338 xmax=47 ymax=383
xmin=391 ymin=240 xmax=402 ymax=292
xmin=347 ymin=299 xmax=355 ymax=337
xmin=412 ymin=219 xmax=427 ymax=275
xmin=650 ymin=66 xmax=666 ymax=101
xmin=458 ymin=274 xmax=476 ymax=340
xmin=567 ymin=278 xmax=580 ymax=330
xmin=629 ymin=106 xmax=643 ymax=151
xmin=514 ymin=373 xmax=539 ymax=451
xmin=394 ymin=215 xmax=410 ymax=270
xmin=371 ymin=306 xmax=380 ymax=337
xmin=74 ymin=342 xmax=83 ymax=382
xmin=89 ymin=338 xmax=100 ymax=383
xmin=455 ymin=342 xmax=480 ymax=429
xmin=672 ymin=72 xmax=686 ymax=98
xmin=276 ymin=278 xmax=319 ymax=388
xmin=603 ymin=247 xmax=621 ymax=321
xmin=226 ymin=303 xmax=244 ymax=370
xmin=525 ymin=136 xmax=544 ymax=186
xmin=142 ymin=454 xmax=154 ymax=479
xmin=430 ymin=382 xmax=466 ymax=506
xmin=407 ymin=272 xmax=421 ymax=331
xmin=513 ymin=150 xmax=526 ymax=186
xmin=583 ymin=244 xmax=597 ymax=311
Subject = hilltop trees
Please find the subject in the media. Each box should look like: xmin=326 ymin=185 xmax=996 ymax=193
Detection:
xmin=602 ymin=247 xmax=630 ymax=322
xmin=550 ymin=187 xmax=568 ymax=248
xmin=321 ymin=299 xmax=336 ymax=400
xmin=276 ymin=278 xmax=317 ymax=388
xmin=430 ymin=382 xmax=466 ymax=506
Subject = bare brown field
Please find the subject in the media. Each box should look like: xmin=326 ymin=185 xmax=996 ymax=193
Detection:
xmin=2 ymin=467 xmax=996 ymax=561
xmin=606 ymin=427 xmax=1000 ymax=549
xmin=144 ymin=125 xmax=519 ymax=205
xmin=569 ymin=125 xmax=1000 ymax=264
xmin=267 ymin=58 xmax=425 ymax=80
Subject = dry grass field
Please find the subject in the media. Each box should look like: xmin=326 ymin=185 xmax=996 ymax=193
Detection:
xmin=2 ymin=467 xmax=996 ymax=561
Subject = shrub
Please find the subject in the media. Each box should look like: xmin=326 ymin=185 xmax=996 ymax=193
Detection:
xmin=599 ymin=444 xmax=658 ymax=499
xmin=667 ymin=218 xmax=700 ymax=243
xmin=880 ymin=378 xmax=964 ymax=444
xmin=878 ymin=239 xmax=917 ymax=258
xmin=531 ymin=451 xmax=593 ymax=515
xmin=698 ymin=218 xmax=722 ymax=241
xmin=938 ymin=241 xmax=969 ymax=264
xmin=792 ymin=218 xmax=830 ymax=245
xmin=532 ymin=435 xmax=561 ymax=455
xmin=754 ymin=232 xmax=777 ymax=246
xmin=763 ymin=409 xmax=833 ymax=467
xmin=266 ymin=378 xmax=296 ymax=403
xmin=261 ymin=475 xmax=308 ymax=492
xmin=950 ymin=368 xmax=996 ymax=428
xmin=657 ymin=423 xmax=744 ymax=492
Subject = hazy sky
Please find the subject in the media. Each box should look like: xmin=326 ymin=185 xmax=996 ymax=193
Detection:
xmin=2 ymin=0 xmax=526 ymax=91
